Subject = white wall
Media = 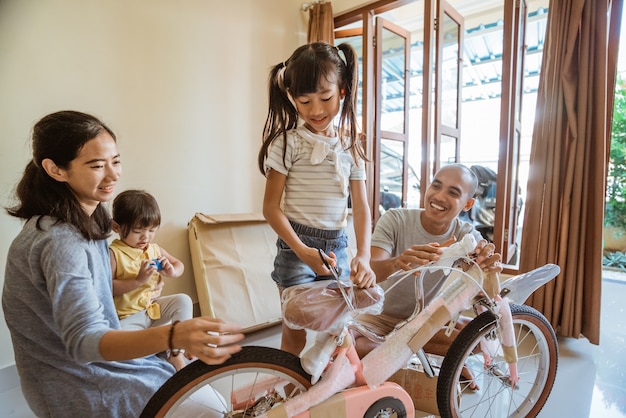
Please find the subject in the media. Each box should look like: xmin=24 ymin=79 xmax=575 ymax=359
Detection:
xmin=0 ymin=0 xmax=313 ymax=370
xmin=332 ymin=0 xmax=365 ymax=14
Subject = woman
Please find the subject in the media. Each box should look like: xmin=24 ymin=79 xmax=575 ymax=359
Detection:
xmin=2 ymin=110 xmax=243 ymax=417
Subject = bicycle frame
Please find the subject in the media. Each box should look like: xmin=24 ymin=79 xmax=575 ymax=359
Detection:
xmin=141 ymin=235 xmax=561 ymax=417
xmin=258 ymin=235 xmax=494 ymax=417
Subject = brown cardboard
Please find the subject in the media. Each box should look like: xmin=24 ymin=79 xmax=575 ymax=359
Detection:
xmin=388 ymin=361 xmax=439 ymax=416
xmin=188 ymin=213 xmax=282 ymax=333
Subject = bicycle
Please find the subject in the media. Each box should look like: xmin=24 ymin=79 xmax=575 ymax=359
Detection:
xmin=141 ymin=234 xmax=560 ymax=418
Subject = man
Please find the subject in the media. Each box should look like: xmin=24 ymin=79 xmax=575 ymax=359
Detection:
xmin=352 ymin=164 xmax=502 ymax=371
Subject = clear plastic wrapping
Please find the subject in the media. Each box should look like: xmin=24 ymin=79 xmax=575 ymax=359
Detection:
xmin=282 ymin=281 xmax=384 ymax=335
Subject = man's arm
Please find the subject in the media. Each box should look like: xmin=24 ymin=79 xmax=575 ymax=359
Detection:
xmin=370 ymin=243 xmax=447 ymax=283
xmin=370 ymin=246 xmax=395 ymax=283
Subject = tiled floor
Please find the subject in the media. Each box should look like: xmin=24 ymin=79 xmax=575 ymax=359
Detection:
xmin=2 ymin=276 xmax=625 ymax=417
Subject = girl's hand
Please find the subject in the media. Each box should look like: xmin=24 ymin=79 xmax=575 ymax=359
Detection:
xmin=137 ymin=260 xmax=157 ymax=284
xmin=302 ymin=247 xmax=337 ymax=276
xmin=350 ymin=255 xmax=376 ymax=288
xmin=173 ymin=318 xmax=244 ymax=365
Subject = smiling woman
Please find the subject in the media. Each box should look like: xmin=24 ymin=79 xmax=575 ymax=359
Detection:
xmin=6 ymin=111 xmax=121 ymax=239
xmin=42 ymin=131 xmax=121 ymax=214
xmin=2 ymin=111 xmax=244 ymax=418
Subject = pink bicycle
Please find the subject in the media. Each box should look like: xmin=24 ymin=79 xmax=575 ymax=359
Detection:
xmin=141 ymin=235 xmax=559 ymax=418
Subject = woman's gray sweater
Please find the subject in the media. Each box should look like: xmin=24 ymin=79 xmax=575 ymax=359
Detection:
xmin=2 ymin=217 xmax=175 ymax=417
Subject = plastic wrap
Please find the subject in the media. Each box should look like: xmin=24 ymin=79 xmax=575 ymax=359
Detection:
xmin=282 ymin=281 xmax=384 ymax=334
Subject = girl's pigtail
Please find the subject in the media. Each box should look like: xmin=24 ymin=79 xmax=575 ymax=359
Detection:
xmin=258 ymin=62 xmax=299 ymax=175
xmin=337 ymin=43 xmax=367 ymax=164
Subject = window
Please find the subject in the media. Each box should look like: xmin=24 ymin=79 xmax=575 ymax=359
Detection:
xmin=335 ymin=0 xmax=548 ymax=272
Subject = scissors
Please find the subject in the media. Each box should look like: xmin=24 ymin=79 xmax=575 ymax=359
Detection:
xmin=318 ymin=248 xmax=354 ymax=311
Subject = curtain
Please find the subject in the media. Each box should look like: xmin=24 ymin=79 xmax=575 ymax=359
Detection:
xmin=307 ymin=2 xmax=334 ymax=44
xmin=519 ymin=0 xmax=623 ymax=345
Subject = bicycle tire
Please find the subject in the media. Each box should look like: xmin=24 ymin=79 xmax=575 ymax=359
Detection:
xmin=437 ymin=303 xmax=558 ymax=418
xmin=141 ymin=345 xmax=313 ymax=418
xmin=364 ymin=396 xmax=408 ymax=418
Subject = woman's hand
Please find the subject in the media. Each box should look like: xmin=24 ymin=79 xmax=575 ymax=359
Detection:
xmin=172 ymin=318 xmax=244 ymax=365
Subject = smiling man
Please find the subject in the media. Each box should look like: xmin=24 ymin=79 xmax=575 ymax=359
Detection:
xmin=351 ymin=164 xmax=502 ymax=367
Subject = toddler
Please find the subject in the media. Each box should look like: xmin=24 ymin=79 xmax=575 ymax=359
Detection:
xmin=110 ymin=189 xmax=191 ymax=370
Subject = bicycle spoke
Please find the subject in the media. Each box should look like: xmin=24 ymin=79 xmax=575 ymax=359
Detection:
xmin=437 ymin=305 xmax=558 ymax=418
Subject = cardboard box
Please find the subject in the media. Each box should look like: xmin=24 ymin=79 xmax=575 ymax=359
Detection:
xmin=388 ymin=361 xmax=439 ymax=416
xmin=188 ymin=213 xmax=282 ymax=333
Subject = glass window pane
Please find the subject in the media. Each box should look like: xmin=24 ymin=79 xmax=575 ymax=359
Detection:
xmin=380 ymin=28 xmax=406 ymax=133
xmin=440 ymin=134 xmax=458 ymax=166
xmin=441 ymin=13 xmax=460 ymax=128
xmin=380 ymin=139 xmax=405 ymax=213
xmin=335 ymin=34 xmax=363 ymax=133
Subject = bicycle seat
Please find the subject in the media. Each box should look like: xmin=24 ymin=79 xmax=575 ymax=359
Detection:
xmin=282 ymin=281 xmax=384 ymax=334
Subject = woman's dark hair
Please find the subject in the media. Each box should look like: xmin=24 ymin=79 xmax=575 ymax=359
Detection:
xmin=112 ymin=190 xmax=161 ymax=239
xmin=258 ymin=41 xmax=366 ymax=175
xmin=6 ymin=110 xmax=116 ymax=240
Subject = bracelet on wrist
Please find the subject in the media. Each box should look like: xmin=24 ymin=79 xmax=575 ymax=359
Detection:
xmin=168 ymin=320 xmax=181 ymax=355
xmin=170 ymin=348 xmax=184 ymax=357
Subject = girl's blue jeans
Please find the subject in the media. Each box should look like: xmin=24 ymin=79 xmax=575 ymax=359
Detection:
xmin=271 ymin=221 xmax=350 ymax=288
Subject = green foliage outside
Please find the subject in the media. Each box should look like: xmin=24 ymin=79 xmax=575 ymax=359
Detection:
xmin=606 ymin=77 xmax=626 ymax=229
xmin=603 ymin=77 xmax=626 ymax=271
xmin=603 ymin=250 xmax=626 ymax=271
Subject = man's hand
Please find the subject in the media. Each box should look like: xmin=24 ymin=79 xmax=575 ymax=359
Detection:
xmin=473 ymin=239 xmax=503 ymax=272
xmin=394 ymin=242 xmax=444 ymax=271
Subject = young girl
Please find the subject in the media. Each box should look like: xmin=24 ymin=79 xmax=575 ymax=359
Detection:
xmin=257 ymin=42 xmax=376 ymax=356
xmin=110 ymin=189 xmax=192 ymax=371
xmin=2 ymin=111 xmax=243 ymax=417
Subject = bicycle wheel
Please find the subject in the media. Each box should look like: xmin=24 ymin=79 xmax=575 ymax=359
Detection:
xmin=141 ymin=345 xmax=313 ymax=418
xmin=364 ymin=396 xmax=408 ymax=418
xmin=437 ymin=303 xmax=558 ymax=418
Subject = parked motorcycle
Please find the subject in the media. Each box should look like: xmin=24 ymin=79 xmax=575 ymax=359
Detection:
xmin=459 ymin=165 xmax=499 ymax=241
xmin=459 ymin=165 xmax=524 ymax=263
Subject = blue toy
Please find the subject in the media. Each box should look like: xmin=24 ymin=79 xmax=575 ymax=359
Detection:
xmin=152 ymin=258 xmax=164 ymax=271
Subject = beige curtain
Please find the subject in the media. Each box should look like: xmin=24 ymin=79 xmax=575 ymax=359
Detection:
xmin=307 ymin=2 xmax=334 ymax=44
xmin=519 ymin=0 xmax=622 ymax=345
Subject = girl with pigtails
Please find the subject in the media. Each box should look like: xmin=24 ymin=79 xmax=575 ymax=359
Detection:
xmin=258 ymin=42 xmax=377 ymax=358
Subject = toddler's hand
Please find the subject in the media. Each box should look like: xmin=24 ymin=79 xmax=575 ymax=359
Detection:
xmin=137 ymin=260 xmax=157 ymax=284
xmin=151 ymin=278 xmax=164 ymax=300
xmin=154 ymin=256 xmax=174 ymax=275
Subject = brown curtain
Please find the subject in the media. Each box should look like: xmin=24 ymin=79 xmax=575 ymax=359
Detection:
xmin=519 ymin=0 xmax=622 ymax=345
xmin=307 ymin=2 xmax=334 ymax=44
